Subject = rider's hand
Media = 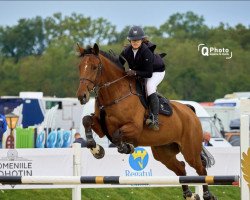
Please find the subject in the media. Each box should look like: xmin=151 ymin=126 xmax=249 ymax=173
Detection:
xmin=126 ymin=69 xmax=136 ymax=76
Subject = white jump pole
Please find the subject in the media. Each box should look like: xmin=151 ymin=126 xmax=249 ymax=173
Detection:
xmin=72 ymin=143 xmax=81 ymax=200
xmin=240 ymin=99 xmax=250 ymax=200
xmin=0 ymin=175 xmax=239 ymax=185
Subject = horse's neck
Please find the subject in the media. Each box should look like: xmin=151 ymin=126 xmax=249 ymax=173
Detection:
xmin=98 ymin=56 xmax=131 ymax=105
xmin=100 ymin=56 xmax=124 ymax=84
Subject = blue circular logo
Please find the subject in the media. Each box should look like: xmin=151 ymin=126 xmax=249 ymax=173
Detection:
xmin=129 ymin=147 xmax=149 ymax=171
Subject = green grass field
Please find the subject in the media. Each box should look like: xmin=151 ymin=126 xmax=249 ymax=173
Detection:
xmin=0 ymin=186 xmax=240 ymax=200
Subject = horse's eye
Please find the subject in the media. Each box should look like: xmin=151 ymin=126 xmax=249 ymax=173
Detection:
xmin=91 ymin=65 xmax=98 ymax=70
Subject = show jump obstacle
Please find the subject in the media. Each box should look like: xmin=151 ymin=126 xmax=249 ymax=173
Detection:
xmin=0 ymin=175 xmax=239 ymax=185
xmin=1 ymin=97 xmax=250 ymax=200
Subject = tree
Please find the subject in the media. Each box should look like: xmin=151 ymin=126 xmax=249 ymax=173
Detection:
xmin=113 ymin=25 xmax=130 ymax=44
xmin=230 ymin=24 xmax=250 ymax=50
xmin=44 ymin=13 xmax=117 ymax=45
xmin=144 ymin=26 xmax=162 ymax=38
xmin=1 ymin=12 xmax=250 ymax=101
xmin=0 ymin=17 xmax=45 ymax=62
xmin=160 ymin=11 xmax=208 ymax=40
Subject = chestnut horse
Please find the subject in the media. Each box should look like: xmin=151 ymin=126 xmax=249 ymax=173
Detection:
xmin=76 ymin=43 xmax=216 ymax=200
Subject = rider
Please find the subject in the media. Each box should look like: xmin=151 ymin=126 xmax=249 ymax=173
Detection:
xmin=119 ymin=25 xmax=166 ymax=131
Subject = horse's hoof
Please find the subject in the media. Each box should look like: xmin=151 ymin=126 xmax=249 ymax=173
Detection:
xmin=90 ymin=144 xmax=105 ymax=159
xmin=186 ymin=194 xmax=200 ymax=200
xmin=117 ymin=143 xmax=134 ymax=154
xmin=86 ymin=139 xmax=96 ymax=148
xmin=128 ymin=143 xmax=135 ymax=154
xmin=183 ymin=190 xmax=200 ymax=200
xmin=203 ymin=192 xmax=217 ymax=200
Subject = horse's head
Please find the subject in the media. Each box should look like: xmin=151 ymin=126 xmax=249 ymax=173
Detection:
xmin=76 ymin=43 xmax=102 ymax=105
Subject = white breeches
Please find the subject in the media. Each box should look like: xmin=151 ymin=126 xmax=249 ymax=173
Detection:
xmin=146 ymin=71 xmax=165 ymax=96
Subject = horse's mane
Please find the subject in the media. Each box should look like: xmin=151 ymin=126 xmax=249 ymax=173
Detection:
xmin=82 ymin=45 xmax=124 ymax=70
xmin=99 ymin=50 xmax=124 ymax=69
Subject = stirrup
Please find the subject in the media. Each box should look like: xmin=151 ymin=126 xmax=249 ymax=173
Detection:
xmin=145 ymin=117 xmax=159 ymax=131
xmin=145 ymin=118 xmax=152 ymax=126
xmin=150 ymin=123 xmax=159 ymax=131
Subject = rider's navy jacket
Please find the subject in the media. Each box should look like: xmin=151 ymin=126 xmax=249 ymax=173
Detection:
xmin=121 ymin=42 xmax=165 ymax=78
xmin=120 ymin=43 xmax=154 ymax=78
xmin=146 ymin=42 xmax=165 ymax=73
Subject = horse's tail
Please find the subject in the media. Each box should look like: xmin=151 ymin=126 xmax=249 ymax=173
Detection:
xmin=201 ymin=146 xmax=215 ymax=168
xmin=185 ymin=104 xmax=196 ymax=114
xmin=186 ymin=104 xmax=215 ymax=168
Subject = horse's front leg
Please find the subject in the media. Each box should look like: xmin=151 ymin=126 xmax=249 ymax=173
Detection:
xmin=112 ymin=129 xmax=134 ymax=154
xmin=82 ymin=115 xmax=105 ymax=159
xmin=112 ymin=122 xmax=142 ymax=154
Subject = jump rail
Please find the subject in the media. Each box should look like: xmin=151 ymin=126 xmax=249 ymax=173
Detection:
xmin=0 ymin=176 xmax=239 ymax=185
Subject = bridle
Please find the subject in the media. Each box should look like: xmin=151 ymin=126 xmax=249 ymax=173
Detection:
xmin=79 ymin=53 xmax=139 ymax=109
xmin=79 ymin=54 xmax=103 ymax=93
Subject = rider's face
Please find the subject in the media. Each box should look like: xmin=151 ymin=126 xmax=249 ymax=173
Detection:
xmin=130 ymin=40 xmax=142 ymax=49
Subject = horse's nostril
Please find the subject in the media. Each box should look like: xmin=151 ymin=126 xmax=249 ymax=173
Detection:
xmin=77 ymin=93 xmax=88 ymax=105
xmin=78 ymin=96 xmax=82 ymax=101
xmin=78 ymin=94 xmax=86 ymax=100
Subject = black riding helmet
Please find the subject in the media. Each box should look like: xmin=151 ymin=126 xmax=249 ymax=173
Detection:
xmin=127 ymin=26 xmax=146 ymax=41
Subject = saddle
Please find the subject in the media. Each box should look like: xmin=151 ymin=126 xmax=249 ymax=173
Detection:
xmin=136 ymin=80 xmax=173 ymax=116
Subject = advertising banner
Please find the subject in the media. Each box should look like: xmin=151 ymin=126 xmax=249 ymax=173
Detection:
xmin=81 ymin=147 xmax=240 ymax=188
xmin=0 ymin=146 xmax=240 ymax=189
xmin=0 ymin=148 xmax=73 ymax=189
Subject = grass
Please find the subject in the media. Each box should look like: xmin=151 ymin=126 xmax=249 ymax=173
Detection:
xmin=0 ymin=186 xmax=240 ymax=200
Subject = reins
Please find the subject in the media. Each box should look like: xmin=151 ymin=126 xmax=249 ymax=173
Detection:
xmin=79 ymin=53 xmax=140 ymax=110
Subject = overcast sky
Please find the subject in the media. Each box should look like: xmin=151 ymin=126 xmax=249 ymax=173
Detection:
xmin=0 ymin=1 xmax=249 ymax=31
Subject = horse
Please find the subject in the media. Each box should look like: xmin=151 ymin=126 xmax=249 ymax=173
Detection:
xmin=76 ymin=43 xmax=216 ymax=200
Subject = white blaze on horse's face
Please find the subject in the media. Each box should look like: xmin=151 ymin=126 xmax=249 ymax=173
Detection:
xmin=77 ymin=55 xmax=100 ymax=105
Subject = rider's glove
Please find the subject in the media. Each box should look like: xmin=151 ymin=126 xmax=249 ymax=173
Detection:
xmin=126 ymin=69 xmax=136 ymax=76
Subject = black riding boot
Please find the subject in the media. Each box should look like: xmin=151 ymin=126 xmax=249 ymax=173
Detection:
xmin=146 ymin=93 xmax=159 ymax=131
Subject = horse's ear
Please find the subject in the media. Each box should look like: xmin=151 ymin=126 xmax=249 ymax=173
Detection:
xmin=76 ymin=43 xmax=84 ymax=56
xmin=93 ymin=43 xmax=99 ymax=55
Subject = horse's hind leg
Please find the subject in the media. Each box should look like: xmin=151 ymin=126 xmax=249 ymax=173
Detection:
xmin=151 ymin=144 xmax=199 ymax=200
xmin=182 ymin=147 xmax=217 ymax=200
xmin=200 ymin=151 xmax=217 ymax=200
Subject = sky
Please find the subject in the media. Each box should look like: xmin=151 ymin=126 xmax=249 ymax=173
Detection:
xmin=0 ymin=1 xmax=250 ymax=31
